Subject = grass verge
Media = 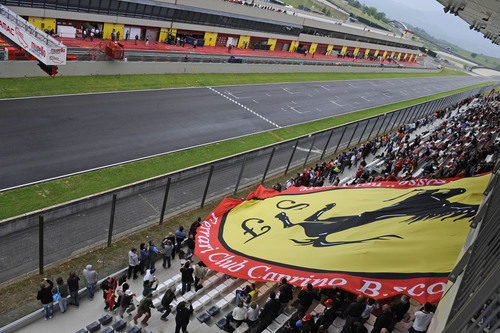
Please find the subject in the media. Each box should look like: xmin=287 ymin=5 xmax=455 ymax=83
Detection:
xmin=0 ymin=69 xmax=464 ymax=99
xmin=0 ymin=80 xmax=491 ymax=220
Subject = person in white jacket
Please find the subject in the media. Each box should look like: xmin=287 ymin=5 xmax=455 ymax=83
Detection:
xmin=410 ymin=302 xmax=434 ymax=333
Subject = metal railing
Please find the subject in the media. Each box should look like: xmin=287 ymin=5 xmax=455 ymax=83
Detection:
xmin=0 ymin=83 xmax=494 ymax=286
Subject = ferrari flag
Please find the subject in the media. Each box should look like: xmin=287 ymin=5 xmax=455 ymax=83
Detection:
xmin=195 ymin=174 xmax=489 ymax=304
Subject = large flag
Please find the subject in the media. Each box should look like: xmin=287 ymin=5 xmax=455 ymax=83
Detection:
xmin=196 ymin=175 xmax=489 ymax=304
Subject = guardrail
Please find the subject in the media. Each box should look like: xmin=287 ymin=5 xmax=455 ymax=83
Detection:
xmin=0 ymin=83 xmax=495 ymax=287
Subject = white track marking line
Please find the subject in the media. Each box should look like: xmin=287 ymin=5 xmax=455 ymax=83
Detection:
xmin=321 ymin=85 xmax=331 ymax=91
xmin=329 ymin=99 xmax=344 ymax=107
xmin=207 ymin=87 xmax=280 ymax=128
xmin=360 ymin=96 xmax=370 ymax=101
xmin=252 ymin=99 xmax=259 ymax=104
xmin=283 ymin=88 xmax=297 ymax=95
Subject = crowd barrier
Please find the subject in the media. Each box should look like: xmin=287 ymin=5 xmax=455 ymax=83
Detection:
xmin=0 ymin=83 xmax=495 ymax=287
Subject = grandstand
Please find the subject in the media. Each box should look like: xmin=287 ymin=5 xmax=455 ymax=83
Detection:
xmin=0 ymin=0 xmax=423 ymax=69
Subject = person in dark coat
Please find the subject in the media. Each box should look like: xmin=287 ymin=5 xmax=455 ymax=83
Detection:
xmin=180 ymin=261 xmax=194 ymax=295
xmin=160 ymin=287 xmax=177 ymax=321
xmin=297 ymin=283 xmax=320 ymax=313
xmin=37 ymin=278 xmax=54 ymax=320
xmin=67 ymin=272 xmax=80 ymax=306
xmin=189 ymin=217 xmax=201 ymax=237
xmin=175 ymin=301 xmax=193 ymax=333
xmin=372 ymin=304 xmax=394 ymax=333
xmin=341 ymin=295 xmax=365 ymax=333
xmin=256 ymin=292 xmax=281 ymax=333
xmin=278 ymin=278 xmax=293 ymax=309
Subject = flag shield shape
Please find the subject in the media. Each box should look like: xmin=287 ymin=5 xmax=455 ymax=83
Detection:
xmin=196 ymin=175 xmax=489 ymax=303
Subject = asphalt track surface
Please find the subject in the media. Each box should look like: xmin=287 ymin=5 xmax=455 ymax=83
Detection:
xmin=0 ymin=75 xmax=489 ymax=190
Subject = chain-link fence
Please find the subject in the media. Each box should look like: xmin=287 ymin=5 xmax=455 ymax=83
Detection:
xmin=0 ymin=83 xmax=495 ymax=285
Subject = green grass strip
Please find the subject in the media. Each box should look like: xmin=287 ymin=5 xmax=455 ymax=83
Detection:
xmin=0 ymin=80 xmax=491 ymax=220
xmin=0 ymin=68 xmax=464 ymax=99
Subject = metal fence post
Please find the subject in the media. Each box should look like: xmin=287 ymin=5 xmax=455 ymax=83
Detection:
xmin=346 ymin=122 xmax=359 ymax=148
xmin=357 ymin=120 xmax=371 ymax=144
xmin=284 ymin=140 xmax=298 ymax=176
xmin=375 ymin=114 xmax=388 ymax=137
xmin=334 ymin=125 xmax=347 ymax=154
xmin=201 ymin=165 xmax=214 ymax=208
xmin=382 ymin=111 xmax=397 ymax=133
xmin=303 ymin=136 xmax=316 ymax=167
xmin=320 ymin=129 xmax=334 ymax=160
xmin=367 ymin=115 xmax=381 ymax=140
xmin=158 ymin=177 xmax=171 ymax=225
xmin=234 ymin=156 xmax=246 ymax=194
xmin=107 ymin=194 xmax=117 ymax=247
xmin=39 ymin=215 xmax=44 ymax=275
xmin=400 ymin=107 xmax=412 ymax=125
xmin=415 ymin=103 xmax=426 ymax=120
xmin=262 ymin=147 xmax=276 ymax=184
xmin=410 ymin=105 xmax=421 ymax=123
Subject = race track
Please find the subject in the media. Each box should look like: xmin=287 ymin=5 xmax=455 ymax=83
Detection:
xmin=0 ymin=75 xmax=489 ymax=190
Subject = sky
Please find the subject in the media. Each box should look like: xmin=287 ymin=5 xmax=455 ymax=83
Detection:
xmin=359 ymin=0 xmax=499 ymax=58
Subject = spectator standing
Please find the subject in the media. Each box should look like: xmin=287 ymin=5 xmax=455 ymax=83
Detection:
xmin=83 ymin=264 xmax=98 ymax=300
xmin=175 ymin=301 xmax=193 ymax=333
xmin=182 ymin=233 xmax=196 ymax=259
xmin=139 ymin=243 xmax=148 ymax=275
xmin=90 ymin=30 xmax=94 ymax=42
xmin=37 ymin=278 xmax=54 ymax=320
xmin=193 ymin=261 xmax=207 ymax=291
xmin=116 ymin=31 xmax=120 ymax=40
xmin=53 ymin=277 xmax=69 ymax=313
xmin=161 ymin=237 xmax=174 ymax=269
xmin=247 ymin=302 xmax=260 ymax=326
xmin=145 ymin=36 xmax=149 ymax=46
xmin=410 ymin=302 xmax=434 ymax=333
xmin=128 ymin=248 xmax=139 ymax=279
xmin=160 ymin=287 xmax=177 ymax=321
xmin=372 ymin=304 xmax=394 ymax=333
xmin=147 ymin=241 xmax=159 ymax=269
xmin=392 ymin=295 xmax=410 ymax=323
xmin=341 ymin=295 xmax=365 ymax=333
xmin=189 ymin=217 xmax=201 ymax=237
xmin=67 ymin=272 xmax=80 ymax=306
xmin=297 ymin=283 xmax=320 ymax=313
xmin=278 ymin=278 xmax=293 ymax=310
xmin=82 ymin=29 xmax=87 ymax=40
xmin=256 ymin=291 xmax=280 ymax=333
xmin=180 ymin=261 xmax=194 ymax=295
xmin=361 ymin=298 xmax=378 ymax=323
xmin=142 ymin=278 xmax=159 ymax=297
xmin=166 ymin=233 xmax=176 ymax=260
xmin=100 ymin=277 xmax=116 ymax=311
xmin=133 ymin=294 xmax=155 ymax=326
xmin=135 ymin=34 xmax=138 ymax=45
xmin=175 ymin=226 xmax=186 ymax=253
xmin=118 ymin=289 xmax=135 ymax=318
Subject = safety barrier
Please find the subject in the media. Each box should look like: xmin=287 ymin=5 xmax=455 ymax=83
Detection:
xmin=0 ymin=83 xmax=495 ymax=288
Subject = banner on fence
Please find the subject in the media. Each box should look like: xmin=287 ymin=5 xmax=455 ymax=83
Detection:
xmin=196 ymin=174 xmax=490 ymax=304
